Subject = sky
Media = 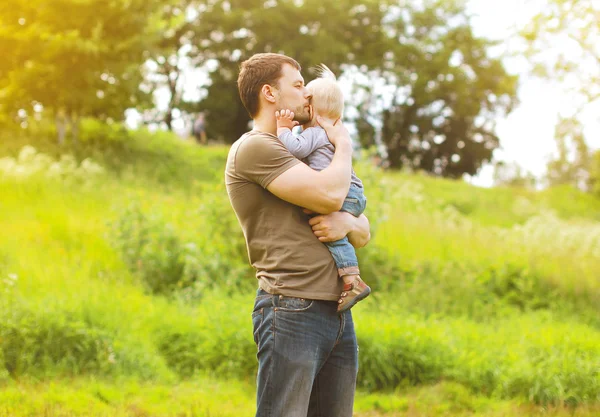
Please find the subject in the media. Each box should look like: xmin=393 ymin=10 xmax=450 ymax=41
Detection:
xmin=134 ymin=0 xmax=600 ymax=188
xmin=466 ymin=0 xmax=600 ymax=186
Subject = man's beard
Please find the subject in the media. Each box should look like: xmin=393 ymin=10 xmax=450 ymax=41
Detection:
xmin=293 ymin=106 xmax=312 ymax=124
xmin=278 ymin=103 xmax=311 ymax=124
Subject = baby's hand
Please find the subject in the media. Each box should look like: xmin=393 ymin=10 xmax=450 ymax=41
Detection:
xmin=276 ymin=109 xmax=299 ymax=130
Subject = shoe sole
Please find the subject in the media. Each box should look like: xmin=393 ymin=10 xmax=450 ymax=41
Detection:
xmin=337 ymin=287 xmax=371 ymax=313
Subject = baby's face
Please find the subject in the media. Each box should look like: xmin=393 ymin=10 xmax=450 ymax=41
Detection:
xmin=306 ymin=81 xmax=316 ymax=98
xmin=305 ymin=82 xmax=324 ymax=120
xmin=303 ymin=104 xmax=318 ymax=128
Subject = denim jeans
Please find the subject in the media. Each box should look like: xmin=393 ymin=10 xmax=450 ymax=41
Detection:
xmin=325 ymin=184 xmax=367 ymax=270
xmin=252 ymin=289 xmax=358 ymax=417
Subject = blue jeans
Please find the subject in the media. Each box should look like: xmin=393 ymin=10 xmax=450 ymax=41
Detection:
xmin=325 ymin=184 xmax=367 ymax=270
xmin=252 ymin=289 xmax=358 ymax=416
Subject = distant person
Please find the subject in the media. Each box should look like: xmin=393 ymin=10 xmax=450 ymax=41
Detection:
xmin=225 ymin=53 xmax=371 ymax=416
xmin=276 ymin=64 xmax=370 ymax=313
xmin=192 ymin=112 xmax=207 ymax=144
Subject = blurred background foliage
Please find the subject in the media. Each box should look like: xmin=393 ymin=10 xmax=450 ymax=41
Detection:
xmin=1 ymin=0 xmax=600 ymax=416
xmin=1 ymin=0 xmax=599 ymax=186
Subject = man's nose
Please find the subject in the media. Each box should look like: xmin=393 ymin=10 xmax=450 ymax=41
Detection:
xmin=304 ymin=88 xmax=312 ymax=100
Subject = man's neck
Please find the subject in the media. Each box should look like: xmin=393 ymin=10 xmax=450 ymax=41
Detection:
xmin=252 ymin=113 xmax=277 ymax=136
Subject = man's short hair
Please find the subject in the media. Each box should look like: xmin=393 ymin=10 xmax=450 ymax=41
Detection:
xmin=238 ymin=53 xmax=301 ymax=118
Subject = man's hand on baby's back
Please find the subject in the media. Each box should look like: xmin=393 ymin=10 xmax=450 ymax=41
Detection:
xmin=276 ymin=109 xmax=299 ymax=130
xmin=316 ymin=115 xmax=351 ymax=149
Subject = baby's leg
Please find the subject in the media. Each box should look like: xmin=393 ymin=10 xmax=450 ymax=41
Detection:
xmin=324 ymin=237 xmax=370 ymax=313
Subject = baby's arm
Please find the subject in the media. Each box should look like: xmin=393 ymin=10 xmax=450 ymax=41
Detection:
xmin=276 ymin=109 xmax=322 ymax=160
xmin=276 ymin=109 xmax=299 ymax=136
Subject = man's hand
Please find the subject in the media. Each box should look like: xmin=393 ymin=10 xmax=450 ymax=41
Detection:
xmin=316 ymin=115 xmax=352 ymax=149
xmin=276 ymin=109 xmax=299 ymax=131
xmin=305 ymin=209 xmax=371 ymax=248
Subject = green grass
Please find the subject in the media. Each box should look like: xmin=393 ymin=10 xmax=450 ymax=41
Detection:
xmin=1 ymin=126 xmax=599 ymax=415
xmin=1 ymin=378 xmax=599 ymax=417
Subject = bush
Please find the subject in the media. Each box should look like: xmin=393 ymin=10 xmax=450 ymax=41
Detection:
xmin=358 ymin=321 xmax=453 ymax=391
xmin=0 ymin=304 xmax=171 ymax=381
xmin=355 ymin=312 xmax=600 ymax=406
xmin=0 ymin=146 xmax=104 ymax=183
xmin=0 ymin=119 xmax=227 ymax=189
xmin=154 ymin=294 xmax=256 ymax=379
xmin=110 ymin=203 xmax=197 ymax=295
xmin=110 ymin=193 xmax=250 ymax=298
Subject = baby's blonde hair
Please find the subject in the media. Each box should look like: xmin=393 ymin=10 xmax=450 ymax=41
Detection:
xmin=306 ymin=64 xmax=344 ymax=121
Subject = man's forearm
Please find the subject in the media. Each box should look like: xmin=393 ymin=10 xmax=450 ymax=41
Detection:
xmin=347 ymin=214 xmax=371 ymax=248
xmin=316 ymin=141 xmax=352 ymax=210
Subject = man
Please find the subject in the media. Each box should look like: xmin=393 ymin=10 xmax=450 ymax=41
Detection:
xmin=225 ymin=53 xmax=371 ymax=417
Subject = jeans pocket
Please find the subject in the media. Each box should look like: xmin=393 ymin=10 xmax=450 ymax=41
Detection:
xmin=276 ymin=296 xmax=314 ymax=312
xmin=251 ymin=309 xmax=263 ymax=345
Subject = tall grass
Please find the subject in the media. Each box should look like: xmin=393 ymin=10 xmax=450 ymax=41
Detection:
xmin=1 ymin=131 xmax=599 ymax=410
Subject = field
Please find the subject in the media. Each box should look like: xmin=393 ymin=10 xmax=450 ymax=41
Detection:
xmin=1 ymin=124 xmax=599 ymax=416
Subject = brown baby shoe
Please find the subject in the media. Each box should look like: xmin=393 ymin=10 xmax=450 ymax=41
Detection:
xmin=337 ymin=276 xmax=371 ymax=313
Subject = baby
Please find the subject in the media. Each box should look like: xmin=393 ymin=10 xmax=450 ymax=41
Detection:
xmin=276 ymin=64 xmax=370 ymax=313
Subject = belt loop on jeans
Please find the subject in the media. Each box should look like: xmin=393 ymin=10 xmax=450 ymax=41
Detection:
xmin=272 ymin=294 xmax=281 ymax=308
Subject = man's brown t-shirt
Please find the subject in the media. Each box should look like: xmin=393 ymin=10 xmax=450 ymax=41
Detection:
xmin=225 ymin=131 xmax=341 ymax=301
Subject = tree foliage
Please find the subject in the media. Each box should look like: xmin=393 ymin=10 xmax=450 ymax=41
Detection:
xmin=377 ymin=2 xmax=517 ymax=175
xmin=520 ymin=0 xmax=599 ymax=193
xmin=493 ymin=161 xmax=537 ymax=189
xmin=184 ymin=0 xmax=517 ymax=177
xmin=546 ymin=117 xmax=591 ymax=190
xmin=520 ymin=0 xmax=600 ymax=111
xmin=590 ymin=150 xmax=600 ymax=197
xmin=0 ymin=0 xmax=519 ymax=178
xmin=185 ymin=0 xmax=389 ymax=142
xmin=139 ymin=0 xmax=207 ymax=131
xmin=0 ymin=0 xmax=159 ymax=142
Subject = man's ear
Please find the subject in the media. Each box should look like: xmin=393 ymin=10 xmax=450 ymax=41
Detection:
xmin=261 ymin=84 xmax=277 ymax=104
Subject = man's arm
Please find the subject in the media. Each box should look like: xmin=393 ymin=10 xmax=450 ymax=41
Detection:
xmin=347 ymin=213 xmax=371 ymax=248
xmin=307 ymin=211 xmax=371 ymax=248
xmin=267 ymin=116 xmax=352 ymax=214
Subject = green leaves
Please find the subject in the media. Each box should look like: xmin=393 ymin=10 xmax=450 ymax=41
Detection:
xmin=546 ymin=117 xmax=591 ymax=190
xmin=187 ymin=0 xmax=517 ymax=177
xmin=376 ymin=3 xmax=517 ymax=176
xmin=520 ymin=0 xmax=600 ymax=109
xmin=0 ymin=0 xmax=160 ymax=124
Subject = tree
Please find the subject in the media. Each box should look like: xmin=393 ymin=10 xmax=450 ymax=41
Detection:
xmin=520 ymin=0 xmax=600 ymax=113
xmin=139 ymin=0 xmax=210 ymax=131
xmin=182 ymin=0 xmax=516 ymax=178
xmin=187 ymin=0 xmax=390 ymax=142
xmin=546 ymin=117 xmax=591 ymax=190
xmin=0 ymin=0 xmax=159 ymax=143
xmin=377 ymin=1 xmax=517 ymax=176
xmin=493 ymin=161 xmax=537 ymax=189
xmin=519 ymin=0 xmax=599 ymax=193
xmin=590 ymin=150 xmax=600 ymax=197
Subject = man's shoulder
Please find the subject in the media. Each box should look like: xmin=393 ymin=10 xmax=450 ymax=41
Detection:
xmin=230 ymin=131 xmax=282 ymax=164
xmin=226 ymin=130 xmax=296 ymax=182
xmin=228 ymin=131 xmax=266 ymax=160
xmin=231 ymin=131 xmax=280 ymax=153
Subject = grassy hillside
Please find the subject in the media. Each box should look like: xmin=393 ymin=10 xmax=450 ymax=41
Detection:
xmin=1 ymin=125 xmax=599 ymax=416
